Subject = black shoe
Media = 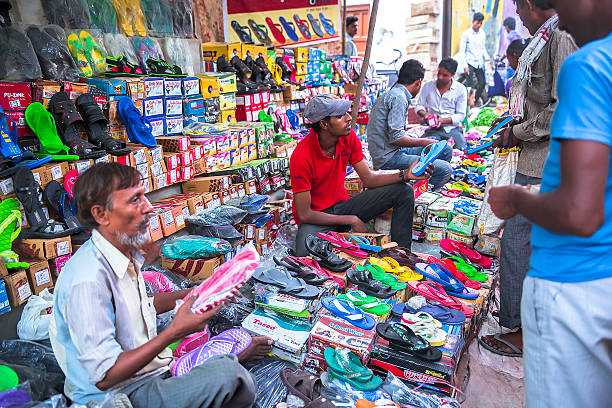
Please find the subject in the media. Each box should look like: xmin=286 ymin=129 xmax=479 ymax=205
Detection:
xmin=216 ymin=55 xmax=237 ymax=73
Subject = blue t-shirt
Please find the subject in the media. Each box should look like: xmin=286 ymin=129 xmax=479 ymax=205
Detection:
xmin=530 ymin=32 xmax=612 ymax=283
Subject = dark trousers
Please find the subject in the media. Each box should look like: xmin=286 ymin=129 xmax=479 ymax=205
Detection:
xmin=467 ymin=64 xmax=486 ymax=103
xmin=295 ymin=183 xmax=414 ymax=256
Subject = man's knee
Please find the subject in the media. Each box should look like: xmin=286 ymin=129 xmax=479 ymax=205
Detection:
xmin=197 ymin=356 xmax=257 ymax=403
xmin=439 ymin=144 xmax=453 ymax=162
xmin=394 ymin=182 xmax=415 ymax=203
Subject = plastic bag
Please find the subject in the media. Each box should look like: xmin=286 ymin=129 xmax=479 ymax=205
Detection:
xmin=0 ymin=25 xmax=42 ymax=81
xmin=113 ymin=0 xmax=147 ymax=37
xmin=103 ymin=32 xmax=139 ymax=64
xmin=142 ymin=270 xmax=180 ymax=293
xmin=171 ymin=0 xmax=194 ymax=38
xmin=161 ymin=235 xmax=232 ymax=259
xmin=87 ymin=0 xmax=118 ymax=33
xmin=208 ymin=296 xmax=255 ymax=336
xmin=41 ymin=0 xmax=91 ymax=29
xmin=66 ymin=28 xmax=108 ymax=76
xmin=246 ymin=356 xmax=295 ymax=408
xmin=160 ymin=37 xmax=195 ymax=74
xmin=381 ymin=371 xmax=461 ymax=408
xmin=140 ymin=0 xmax=173 ymax=37
xmin=186 ymin=205 xmax=247 ymax=227
xmin=186 ymin=223 xmax=244 ymax=242
xmin=26 ymin=25 xmax=80 ymax=82
xmin=19 ymin=393 xmax=68 ymax=408
xmin=475 ymin=148 xmax=519 ymax=235
xmin=156 ymin=310 xmax=175 ymax=333
xmin=17 ymin=289 xmax=54 ymax=341
xmin=131 ymin=36 xmax=163 ymax=73
xmin=141 ymin=265 xmax=196 ymax=290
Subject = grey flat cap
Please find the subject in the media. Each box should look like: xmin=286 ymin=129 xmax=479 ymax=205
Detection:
xmin=303 ymin=95 xmax=352 ymax=123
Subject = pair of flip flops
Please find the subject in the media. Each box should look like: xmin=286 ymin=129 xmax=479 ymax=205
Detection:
xmin=443 ymin=256 xmax=489 ymax=282
xmin=253 ymin=266 xmax=320 ymax=299
xmin=378 ymin=247 xmax=425 ymax=269
xmin=346 ymin=268 xmax=398 ymax=299
xmin=376 ymin=322 xmax=442 ymax=362
xmin=440 ymin=239 xmax=492 ymax=268
xmin=356 ymin=265 xmax=407 ymax=291
xmin=405 ymin=281 xmax=474 ymax=318
xmin=67 ymin=30 xmax=106 ymax=77
xmin=324 ymin=347 xmax=382 ymax=391
xmin=427 ymin=256 xmax=482 ymax=289
xmin=317 ymin=231 xmax=368 ymax=258
xmin=369 ymin=256 xmax=423 ymax=282
xmin=171 ymin=328 xmax=252 ymax=376
xmin=305 ymin=235 xmax=352 ymax=272
xmin=273 ymin=256 xmax=329 ymax=286
xmin=0 ymin=106 xmax=51 ymax=170
xmin=337 ymin=289 xmax=391 ymax=316
xmin=391 ymin=302 xmax=466 ymax=325
xmin=321 ymin=297 xmax=377 ymax=330
xmin=415 ymin=263 xmax=479 ymax=300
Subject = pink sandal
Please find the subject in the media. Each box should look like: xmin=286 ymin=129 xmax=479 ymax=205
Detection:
xmin=297 ymin=257 xmax=345 ymax=288
xmin=405 ymin=281 xmax=474 ymax=317
xmin=440 ymin=239 xmax=492 ymax=269
xmin=317 ymin=231 xmax=368 ymax=258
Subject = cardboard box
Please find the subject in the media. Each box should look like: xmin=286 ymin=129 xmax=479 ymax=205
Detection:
xmin=201 ymin=42 xmax=241 ymax=60
xmin=3 ymin=270 xmax=31 ymax=306
xmin=70 ymin=159 xmax=94 ymax=174
xmin=447 ymin=211 xmax=476 ymax=236
xmin=44 ymin=161 xmax=69 ymax=183
xmin=206 ymin=72 xmax=237 ymax=94
xmin=182 ymin=77 xmax=200 ymax=96
xmin=172 ymin=206 xmax=186 ymax=231
xmin=25 ymin=260 xmax=53 ymax=295
xmin=255 ymin=227 xmax=268 ymax=244
xmin=4 ymin=110 xmax=34 ymax=138
xmin=196 ymin=75 xmax=220 ymax=98
xmin=144 ymin=78 xmax=164 ymax=98
xmin=220 ymin=109 xmax=236 ymax=123
xmin=161 ymin=255 xmax=221 ymax=281
xmin=157 ymin=136 xmax=190 ymax=153
xmin=15 ymin=236 xmax=72 ymax=260
xmin=148 ymin=214 xmax=163 ymax=241
xmin=108 ymin=125 xmax=128 ymax=142
xmin=156 ymin=207 xmax=177 ymax=236
xmin=218 ymin=92 xmax=237 ymax=110
xmin=182 ymin=175 xmax=231 ymax=193
xmin=241 ymin=44 xmax=267 ymax=59
xmin=242 ymin=309 xmax=312 ymax=354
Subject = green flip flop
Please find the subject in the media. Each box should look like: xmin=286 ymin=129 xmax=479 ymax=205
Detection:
xmin=356 ymin=265 xmax=407 ymax=291
xmin=445 ymin=257 xmax=488 ymax=282
xmin=324 ymin=347 xmax=382 ymax=391
xmin=0 ymin=198 xmax=29 ymax=270
xmin=25 ymin=103 xmax=79 ymax=161
xmin=337 ymin=289 xmax=391 ymax=316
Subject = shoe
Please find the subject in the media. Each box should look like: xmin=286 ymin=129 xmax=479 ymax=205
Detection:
xmin=231 ymin=55 xmax=260 ymax=94
xmin=106 ymin=55 xmax=146 ymax=76
xmin=248 ymin=19 xmax=272 ymax=45
xmin=231 ymin=20 xmax=254 ymax=43
xmin=276 ymin=57 xmax=299 ymax=85
xmin=255 ymin=56 xmax=282 ymax=92
xmin=216 ymin=55 xmax=237 ymax=73
xmin=307 ymin=13 xmax=325 ymax=37
xmin=293 ymin=14 xmax=312 ymax=39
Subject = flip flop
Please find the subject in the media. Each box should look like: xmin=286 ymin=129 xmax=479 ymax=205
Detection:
xmin=478 ymin=333 xmax=523 ymax=357
xmin=401 ymin=312 xmax=447 ymax=347
xmin=405 ymin=281 xmax=474 ymax=317
xmin=252 ymin=266 xmax=320 ymax=299
xmin=280 ymin=368 xmax=324 ymax=405
xmin=78 ymin=30 xmax=106 ymax=74
xmin=117 ymin=97 xmax=157 ymax=147
xmin=273 ymin=256 xmax=329 ymax=286
xmin=415 ymin=263 xmax=479 ymax=299
xmin=321 ymin=297 xmax=376 ymax=330
xmin=265 ymin=17 xmax=286 ymax=44
xmin=337 ymin=290 xmax=391 ymax=316
xmin=375 ymin=322 xmax=442 ymax=362
xmin=44 ymin=180 xmax=82 ymax=231
xmin=293 ymin=257 xmax=345 ymax=288
xmin=307 ymin=14 xmax=325 ymax=37
xmin=173 ymin=327 xmax=210 ymax=357
xmin=171 ymin=328 xmax=252 ymax=376
xmin=184 ymin=247 xmax=259 ymax=313
xmin=348 ymin=235 xmax=381 ymax=252
xmin=355 ymin=265 xmax=406 ymax=291
xmin=444 ymin=256 xmax=488 ymax=282
xmin=466 ymin=116 xmax=515 ymax=154
xmin=293 ymin=14 xmax=312 ymax=39
xmin=142 ymin=270 xmax=174 ymax=293
xmin=231 ymin=20 xmax=254 ymax=43
xmin=324 ymin=347 xmax=382 ymax=391
xmin=317 ymin=231 xmax=367 ymax=258
xmin=279 ymin=17 xmax=299 ymax=41
xmin=66 ymin=32 xmax=93 ymax=77
xmin=0 ymin=198 xmax=29 ymax=270
xmin=369 ymin=256 xmax=423 ymax=282
xmin=391 ymin=302 xmax=465 ymax=325
xmin=25 ymin=103 xmax=78 ymax=162
xmin=305 ymin=235 xmax=352 ymax=272
xmin=319 ymin=13 xmax=336 ymax=36
xmin=412 ymin=140 xmax=448 ymax=176
xmin=429 ymin=256 xmax=481 ymax=289
xmin=378 ymin=247 xmax=425 ymax=269
xmin=346 ymin=268 xmax=398 ymax=299
xmin=248 ymin=19 xmax=272 ymax=45
xmin=0 ymin=390 xmax=30 ymax=407
xmin=440 ymin=239 xmax=492 ymax=268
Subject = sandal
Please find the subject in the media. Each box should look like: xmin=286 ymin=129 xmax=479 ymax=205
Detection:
xmin=293 ymin=257 xmax=345 ymax=288
xmin=78 ymin=30 xmax=106 ymax=74
xmin=307 ymin=14 xmax=325 ymax=37
xmin=25 ymin=102 xmax=78 ymax=162
xmin=248 ymin=19 xmax=272 ymax=45
xmin=378 ymin=247 xmax=425 ymax=269
xmin=279 ymin=17 xmax=299 ymax=41
xmin=14 ymin=166 xmax=79 ymax=239
xmin=273 ymin=256 xmax=329 ymax=286
xmin=0 ymin=198 xmax=29 ymax=270
xmin=337 ymin=289 xmax=391 ymax=316
xmin=412 ymin=140 xmax=448 ymax=176
xmin=66 ymin=32 xmax=93 ymax=77
xmin=117 ymin=97 xmax=157 ymax=147
xmin=76 ymin=94 xmax=131 ymax=156
xmin=478 ymin=333 xmax=523 ymax=357
xmin=346 ymin=268 xmax=398 ymax=299
xmin=401 ymin=312 xmax=447 ymax=347
xmin=321 ymin=297 xmax=377 ymax=330
xmin=293 ymin=14 xmax=312 ymax=39
xmin=440 ymin=239 xmax=492 ymax=268
xmin=280 ymin=368 xmax=333 ymax=407
xmin=405 ymin=281 xmax=474 ymax=317
xmin=173 ymin=327 xmax=210 ymax=358
xmin=305 ymin=235 xmax=353 ymax=272
xmin=368 ymin=257 xmax=423 ymax=282
xmin=391 ymin=302 xmax=465 ymax=325
xmin=415 ymin=263 xmax=479 ymax=299
xmin=105 ymin=55 xmax=146 ymax=76
xmin=231 ymin=20 xmax=254 ymax=43
xmin=44 ymin=181 xmax=82 ymax=231
xmin=324 ymin=347 xmax=382 ymax=391
xmin=317 ymin=231 xmax=367 ymax=258
xmin=319 ymin=13 xmax=336 ymax=36
xmin=252 ymin=267 xmax=320 ymax=299
xmin=265 ymin=17 xmax=286 ymax=44
xmin=376 ymin=322 xmax=442 ymax=362
xmin=48 ymin=92 xmax=106 ymax=160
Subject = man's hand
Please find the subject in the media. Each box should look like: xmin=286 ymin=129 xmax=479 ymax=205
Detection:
xmin=489 ymin=127 xmax=518 ymax=150
xmin=464 ymin=66 xmax=469 ymax=75
xmin=406 ymin=161 xmax=434 ymax=181
xmin=488 ymin=184 xmax=527 ymax=219
xmin=167 ymin=296 xmax=222 ymax=341
xmin=350 ymin=215 xmax=368 ymax=233
xmin=488 ymin=116 xmax=519 ymax=134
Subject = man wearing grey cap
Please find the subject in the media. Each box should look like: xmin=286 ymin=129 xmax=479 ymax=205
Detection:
xmin=290 ymin=94 xmax=433 ymax=256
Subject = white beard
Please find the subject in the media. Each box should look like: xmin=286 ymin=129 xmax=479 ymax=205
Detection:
xmin=115 ymin=219 xmax=151 ymax=250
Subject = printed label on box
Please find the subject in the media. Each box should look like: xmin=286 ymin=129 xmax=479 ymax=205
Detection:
xmin=150 ymin=215 xmax=160 ymax=229
xmin=164 ymin=79 xmax=182 ymax=96
xmin=35 ymin=268 xmax=51 ymax=286
xmin=175 ymin=212 xmax=185 ymax=228
xmin=144 ymin=79 xmax=164 ymax=97
xmin=95 ymin=155 xmax=109 ymax=164
xmin=150 ymin=118 xmax=164 ymax=137
xmin=32 ymin=173 xmax=41 ymax=186
xmin=166 ymin=116 xmax=184 ymax=135
xmin=163 ymin=211 xmax=174 ymax=226
xmin=150 ymin=162 xmax=164 ymax=177
xmin=17 ymin=283 xmax=31 ymax=301
xmin=183 ymin=78 xmax=199 ymax=95
xmin=0 ymin=178 xmax=14 ymax=195
xmin=56 ymin=241 xmax=70 ymax=256
xmin=133 ymin=149 xmax=146 ymax=164
xmin=144 ymin=98 xmax=164 ymax=117
xmin=136 ymin=163 xmax=149 ymax=179
xmin=76 ymin=161 xmax=91 ymax=174
xmin=50 ymin=165 xmax=63 ymax=180
xmin=165 ymin=98 xmax=183 ymax=116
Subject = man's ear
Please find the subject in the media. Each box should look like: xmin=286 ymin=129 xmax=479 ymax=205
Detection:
xmin=91 ymin=204 xmax=110 ymax=227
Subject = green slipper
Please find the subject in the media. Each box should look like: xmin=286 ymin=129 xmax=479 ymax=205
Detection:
xmin=0 ymin=198 xmax=29 ymax=270
xmin=25 ymin=103 xmax=79 ymax=161
xmin=255 ymin=302 xmax=311 ymax=319
xmin=356 ymin=265 xmax=407 ymax=291
xmin=337 ymin=289 xmax=391 ymax=316
xmin=445 ymin=257 xmax=488 ymax=282
xmin=324 ymin=347 xmax=382 ymax=391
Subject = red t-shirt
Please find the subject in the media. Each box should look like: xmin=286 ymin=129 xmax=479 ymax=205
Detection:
xmin=290 ymin=129 xmax=365 ymax=224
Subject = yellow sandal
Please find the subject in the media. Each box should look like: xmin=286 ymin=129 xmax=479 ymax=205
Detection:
xmin=369 ymin=256 xmax=423 ymax=282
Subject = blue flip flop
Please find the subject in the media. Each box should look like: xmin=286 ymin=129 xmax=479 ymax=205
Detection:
xmin=0 ymin=107 xmax=52 ymax=169
xmin=391 ymin=302 xmax=466 ymax=324
xmin=279 ymin=17 xmax=299 ymax=42
xmin=415 ymin=263 xmax=478 ymax=300
xmin=453 ymin=199 xmax=480 ymax=216
xmin=348 ymin=235 xmax=381 ymax=252
xmin=466 ymin=115 xmax=515 ymax=154
xmin=412 ymin=140 xmax=448 ymax=176
xmin=321 ymin=297 xmax=376 ymax=330
xmin=286 ymin=109 xmax=299 ymax=131
xmin=319 ymin=13 xmax=336 ymax=36
xmin=117 ymin=96 xmax=157 ymax=147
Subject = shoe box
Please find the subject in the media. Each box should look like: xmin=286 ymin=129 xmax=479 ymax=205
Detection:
xmin=242 ymin=308 xmax=312 ymax=355
xmin=2 ymin=270 xmax=31 ymax=307
xmin=0 ymin=82 xmax=34 ymax=138
xmin=241 ymin=44 xmax=267 ymax=60
xmin=202 ymin=42 xmax=242 ymax=61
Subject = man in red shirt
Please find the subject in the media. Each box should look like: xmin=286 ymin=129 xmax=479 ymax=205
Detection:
xmin=291 ymin=95 xmax=433 ymax=256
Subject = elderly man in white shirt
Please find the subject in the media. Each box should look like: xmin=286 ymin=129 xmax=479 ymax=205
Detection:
xmin=416 ymin=58 xmax=468 ymax=150
xmin=460 ymin=12 xmax=490 ymax=104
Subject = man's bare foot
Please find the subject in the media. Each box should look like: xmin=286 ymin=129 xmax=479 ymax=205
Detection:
xmin=480 ymin=329 xmax=523 ymax=355
xmin=238 ymin=336 xmax=274 ymax=362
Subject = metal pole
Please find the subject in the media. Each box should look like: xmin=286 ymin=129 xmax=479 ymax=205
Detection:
xmin=350 ymin=0 xmax=379 ymax=128
xmin=341 ymin=0 xmax=347 ymax=54
xmin=442 ymin=0 xmax=453 ymax=57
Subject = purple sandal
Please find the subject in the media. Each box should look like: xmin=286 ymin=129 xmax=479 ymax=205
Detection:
xmin=171 ymin=328 xmax=252 ymax=376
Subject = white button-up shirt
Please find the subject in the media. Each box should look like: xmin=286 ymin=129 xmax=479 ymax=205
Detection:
xmin=415 ymin=79 xmax=467 ymax=133
xmin=460 ymin=28 xmax=490 ymax=69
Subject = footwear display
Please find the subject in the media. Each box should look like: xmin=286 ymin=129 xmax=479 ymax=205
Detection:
xmin=265 ymin=17 xmax=286 ymax=44
xmin=105 ymin=55 xmax=145 ymax=76
xmin=293 ymin=14 xmax=312 ymax=39
xmin=231 ymin=20 xmax=254 ymax=44
xmin=0 ymin=198 xmax=29 ymax=270
xmin=76 ymin=94 xmax=131 ymax=156
xmin=117 ymin=96 xmax=157 ymax=147
xmin=66 ymin=32 xmax=93 ymax=77
xmin=248 ymin=19 xmax=272 ymax=45
xmin=26 ymin=26 xmax=80 ymax=82
xmin=279 ymin=17 xmax=299 ymax=42
xmin=319 ymin=13 xmax=336 ymax=36
xmin=307 ymin=13 xmax=325 ymax=37
xmin=0 ymin=26 xmax=42 ymax=81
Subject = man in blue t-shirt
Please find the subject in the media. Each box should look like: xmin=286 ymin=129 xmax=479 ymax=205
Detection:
xmin=488 ymin=0 xmax=612 ymax=405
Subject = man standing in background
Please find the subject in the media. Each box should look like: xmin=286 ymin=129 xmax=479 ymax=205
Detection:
xmin=460 ymin=12 xmax=490 ymax=105
xmin=345 ymin=16 xmax=359 ymax=57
